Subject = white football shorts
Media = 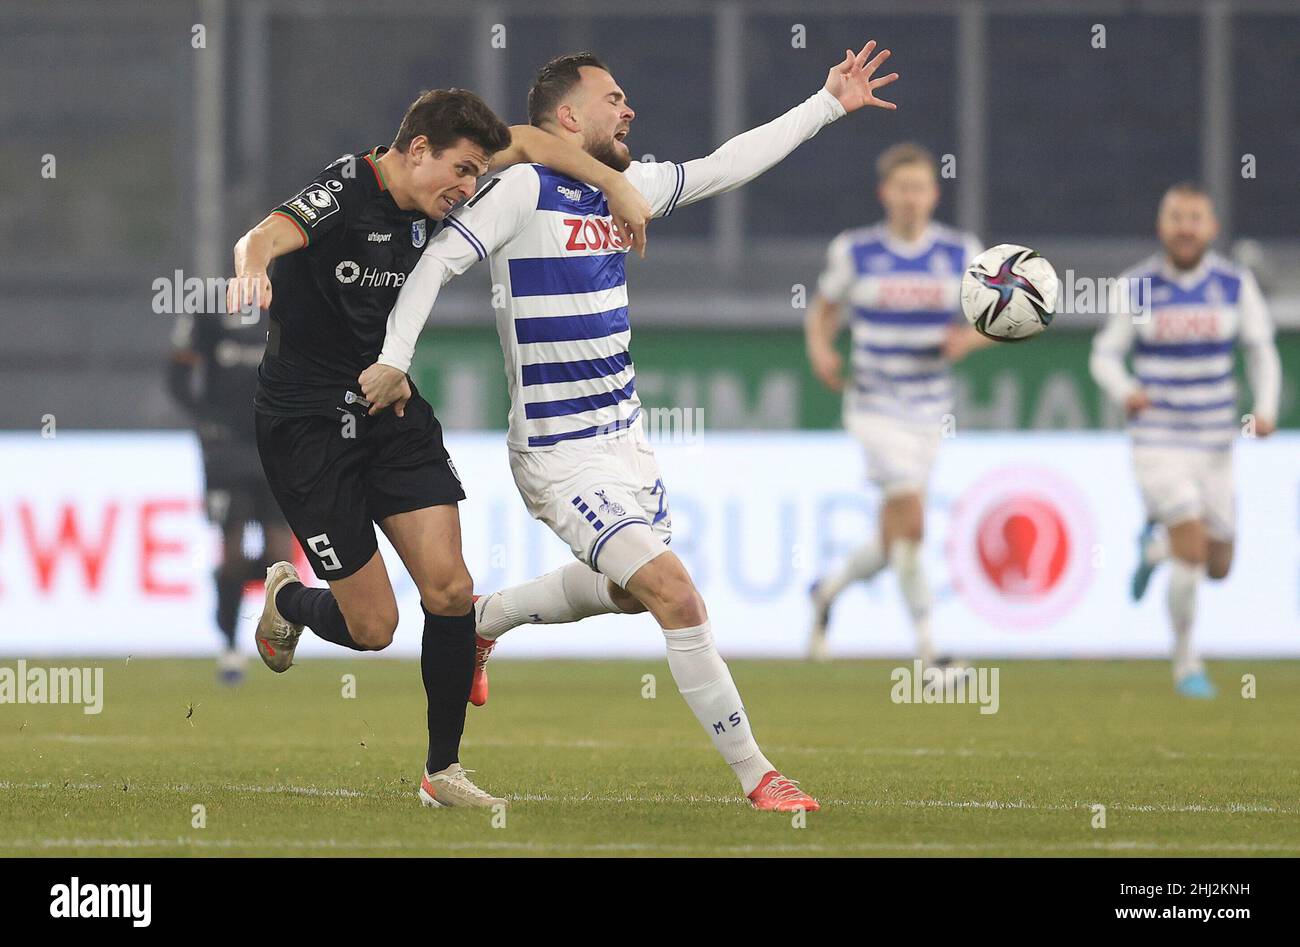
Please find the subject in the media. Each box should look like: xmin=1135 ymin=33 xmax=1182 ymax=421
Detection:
xmin=845 ymin=410 xmax=943 ymax=497
xmin=1131 ymin=444 xmax=1235 ymax=541
xmin=508 ymin=417 xmax=672 ymax=588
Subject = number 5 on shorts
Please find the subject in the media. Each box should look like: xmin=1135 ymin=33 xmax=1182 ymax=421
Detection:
xmin=307 ymin=533 xmax=342 ymax=571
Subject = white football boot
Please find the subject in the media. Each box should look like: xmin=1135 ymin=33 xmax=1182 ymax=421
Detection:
xmin=418 ymin=763 xmax=508 ymax=809
xmin=255 ymin=561 xmax=305 ymax=673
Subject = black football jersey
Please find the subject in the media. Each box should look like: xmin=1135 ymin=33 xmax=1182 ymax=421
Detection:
xmin=171 ymin=305 xmax=267 ymax=442
xmin=255 ymin=147 xmax=437 ymax=417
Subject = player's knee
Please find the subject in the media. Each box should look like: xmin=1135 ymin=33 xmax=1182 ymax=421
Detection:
xmin=1169 ymin=522 xmax=1208 ymax=565
xmin=668 ymin=595 xmax=708 ymax=628
xmin=1179 ymin=540 xmax=1208 ymax=566
xmin=349 ymin=609 xmax=398 ymax=651
xmin=608 ymin=580 xmax=647 ymax=615
xmin=419 ymin=571 xmax=475 ymax=617
xmin=644 ymin=574 xmax=706 ymax=626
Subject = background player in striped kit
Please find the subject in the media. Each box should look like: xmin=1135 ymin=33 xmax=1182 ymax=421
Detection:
xmin=803 ymin=143 xmax=988 ymax=665
xmin=1090 ymin=182 xmax=1280 ymax=699
xmin=361 ymin=44 xmax=900 ymax=810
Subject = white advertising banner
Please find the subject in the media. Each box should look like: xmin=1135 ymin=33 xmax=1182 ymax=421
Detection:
xmin=0 ymin=431 xmax=1296 ymax=658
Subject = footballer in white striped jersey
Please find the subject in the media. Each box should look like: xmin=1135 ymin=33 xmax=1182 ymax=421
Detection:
xmin=804 ymin=143 xmax=991 ymax=666
xmin=361 ymin=44 xmax=901 ymax=810
xmin=1090 ymin=182 xmax=1281 ymax=699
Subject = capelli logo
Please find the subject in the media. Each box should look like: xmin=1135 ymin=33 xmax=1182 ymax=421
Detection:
xmin=556 ymin=184 xmax=583 ymax=201
xmin=49 ymin=877 xmax=152 ymax=927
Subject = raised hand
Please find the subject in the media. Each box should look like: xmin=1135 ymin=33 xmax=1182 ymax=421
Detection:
xmin=824 ymin=40 xmax=899 ymax=114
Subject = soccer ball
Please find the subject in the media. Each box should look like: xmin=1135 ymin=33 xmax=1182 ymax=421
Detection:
xmin=960 ymin=244 xmax=1060 ymax=342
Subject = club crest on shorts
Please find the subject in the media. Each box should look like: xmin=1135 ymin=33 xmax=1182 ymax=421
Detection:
xmin=412 ymin=218 xmax=427 ymax=248
xmin=594 ymin=489 xmax=626 ymax=517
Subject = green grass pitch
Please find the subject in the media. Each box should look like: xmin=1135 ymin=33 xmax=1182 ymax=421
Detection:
xmin=1 ymin=657 xmax=1297 ymax=856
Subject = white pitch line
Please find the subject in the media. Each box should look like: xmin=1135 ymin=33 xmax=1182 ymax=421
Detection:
xmin=8 ymin=733 xmax=1292 ymax=767
xmin=2 ymin=781 xmax=1294 ymax=815
xmin=1 ymin=837 xmax=1297 ymax=855
xmin=890 ymin=799 xmax=1299 ymax=815
xmin=767 ymin=745 xmax=1042 ymax=759
xmin=0 ymin=781 xmax=377 ymax=798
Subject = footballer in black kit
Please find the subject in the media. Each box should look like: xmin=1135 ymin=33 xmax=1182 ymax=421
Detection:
xmin=228 ymin=86 xmax=651 ymax=808
xmin=169 ymin=304 xmax=295 ymax=685
xmin=254 ymin=146 xmax=465 ymax=580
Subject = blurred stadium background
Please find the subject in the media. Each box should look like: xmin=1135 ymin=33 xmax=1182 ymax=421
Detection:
xmin=2 ymin=0 xmax=1297 ymax=659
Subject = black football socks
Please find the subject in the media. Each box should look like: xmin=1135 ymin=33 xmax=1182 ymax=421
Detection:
xmin=275 ymin=582 xmax=365 ymax=651
xmin=214 ymin=566 xmax=243 ymax=649
xmin=421 ymin=605 xmax=476 ymax=773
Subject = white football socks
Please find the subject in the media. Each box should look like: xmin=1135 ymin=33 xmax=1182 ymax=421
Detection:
xmin=477 ymin=561 xmax=621 ymax=641
xmin=1168 ymin=558 xmax=1205 ymax=679
xmin=662 ymin=621 xmax=773 ymax=795
xmin=815 ymin=537 xmax=886 ymax=605
xmin=890 ymin=539 xmax=935 ymax=666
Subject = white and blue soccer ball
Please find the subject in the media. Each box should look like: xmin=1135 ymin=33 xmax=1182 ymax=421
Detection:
xmin=960 ymin=244 xmax=1060 ymax=342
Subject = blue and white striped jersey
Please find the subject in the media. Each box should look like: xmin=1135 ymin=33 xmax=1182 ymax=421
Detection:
xmin=409 ymin=160 xmax=688 ymax=449
xmin=377 ymin=88 xmax=848 ymax=449
xmin=1091 ymin=251 xmax=1278 ymax=451
xmin=818 ymin=223 xmax=981 ymax=424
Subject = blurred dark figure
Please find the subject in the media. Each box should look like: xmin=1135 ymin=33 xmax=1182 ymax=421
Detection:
xmin=169 ymin=305 xmax=296 ymax=685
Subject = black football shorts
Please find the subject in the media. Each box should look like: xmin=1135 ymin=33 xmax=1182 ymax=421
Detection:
xmin=255 ymin=393 xmax=465 ymax=580
xmin=202 ymin=438 xmax=286 ymax=530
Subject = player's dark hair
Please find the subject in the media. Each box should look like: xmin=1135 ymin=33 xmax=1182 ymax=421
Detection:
xmin=527 ymin=52 xmax=609 ymax=127
xmin=391 ymin=88 xmax=511 ymax=157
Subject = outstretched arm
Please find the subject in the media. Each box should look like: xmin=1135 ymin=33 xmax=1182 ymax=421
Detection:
xmin=644 ymin=41 xmax=897 ymax=215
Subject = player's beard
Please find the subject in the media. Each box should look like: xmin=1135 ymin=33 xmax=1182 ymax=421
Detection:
xmin=588 ymin=135 xmax=631 ymax=172
xmin=1167 ymin=243 xmax=1208 ymax=272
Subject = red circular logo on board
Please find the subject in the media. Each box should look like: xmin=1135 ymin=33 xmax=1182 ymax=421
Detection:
xmin=947 ymin=467 xmax=1093 ymax=629
xmin=975 ymin=495 xmax=1070 ymax=596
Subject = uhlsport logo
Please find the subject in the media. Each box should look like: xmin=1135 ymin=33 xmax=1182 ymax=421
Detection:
xmin=945 ymin=466 xmax=1094 ymax=629
xmin=50 ymin=877 xmax=151 ymax=927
